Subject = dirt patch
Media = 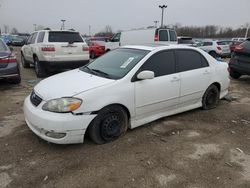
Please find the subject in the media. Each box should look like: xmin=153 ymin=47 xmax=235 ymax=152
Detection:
xmin=188 ymin=144 xmax=220 ymax=160
xmin=0 ymin=172 xmax=12 ymax=188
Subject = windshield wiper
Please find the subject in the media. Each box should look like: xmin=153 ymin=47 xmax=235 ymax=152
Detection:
xmin=91 ymin=69 xmax=112 ymax=79
xmin=81 ymin=66 xmax=97 ymax=75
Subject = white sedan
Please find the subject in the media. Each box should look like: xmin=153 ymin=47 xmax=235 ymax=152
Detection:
xmin=24 ymin=45 xmax=230 ymax=144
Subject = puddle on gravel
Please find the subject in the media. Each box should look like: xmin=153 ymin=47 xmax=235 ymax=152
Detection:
xmin=230 ymin=149 xmax=250 ymax=180
xmin=188 ymin=144 xmax=220 ymax=160
xmin=0 ymin=114 xmax=24 ymax=138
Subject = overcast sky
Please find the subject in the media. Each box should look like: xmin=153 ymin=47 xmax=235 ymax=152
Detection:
xmin=0 ymin=0 xmax=249 ymax=34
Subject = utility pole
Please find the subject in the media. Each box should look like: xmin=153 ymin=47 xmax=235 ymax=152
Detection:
xmin=159 ymin=5 xmax=167 ymax=28
xmin=61 ymin=19 xmax=66 ymax=30
xmin=154 ymin=21 xmax=159 ymax=28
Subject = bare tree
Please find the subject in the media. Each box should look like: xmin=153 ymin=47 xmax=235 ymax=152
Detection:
xmin=11 ymin=27 xmax=18 ymax=34
xmin=3 ymin=25 xmax=9 ymax=34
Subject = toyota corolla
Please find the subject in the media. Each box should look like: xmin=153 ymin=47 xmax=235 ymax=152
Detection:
xmin=24 ymin=45 xmax=230 ymax=144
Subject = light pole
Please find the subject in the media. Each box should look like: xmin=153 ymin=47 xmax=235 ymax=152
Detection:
xmin=245 ymin=24 xmax=249 ymax=38
xmin=154 ymin=21 xmax=159 ymax=28
xmin=61 ymin=19 xmax=66 ymax=30
xmin=159 ymin=5 xmax=167 ymax=28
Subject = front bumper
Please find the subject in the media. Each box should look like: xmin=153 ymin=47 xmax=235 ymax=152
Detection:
xmin=23 ymin=96 xmax=96 ymax=144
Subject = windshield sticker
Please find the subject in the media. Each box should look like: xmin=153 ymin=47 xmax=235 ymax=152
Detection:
xmin=120 ymin=57 xmax=134 ymax=68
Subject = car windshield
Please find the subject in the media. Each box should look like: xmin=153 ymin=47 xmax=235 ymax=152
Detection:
xmin=80 ymin=48 xmax=149 ymax=79
xmin=0 ymin=40 xmax=8 ymax=52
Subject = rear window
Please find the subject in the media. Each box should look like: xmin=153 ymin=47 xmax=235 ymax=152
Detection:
xmin=48 ymin=32 xmax=83 ymax=43
xmin=202 ymin=42 xmax=213 ymax=46
xmin=169 ymin=30 xmax=177 ymax=41
xmin=159 ymin=30 xmax=169 ymax=41
xmin=178 ymin=38 xmax=194 ymax=44
xmin=217 ymin=41 xmax=229 ymax=45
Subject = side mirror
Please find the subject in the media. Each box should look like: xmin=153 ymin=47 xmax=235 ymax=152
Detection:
xmin=137 ymin=70 xmax=155 ymax=80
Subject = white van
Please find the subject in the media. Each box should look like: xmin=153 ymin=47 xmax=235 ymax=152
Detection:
xmin=105 ymin=28 xmax=177 ymax=51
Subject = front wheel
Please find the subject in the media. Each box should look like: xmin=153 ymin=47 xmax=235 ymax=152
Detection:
xmin=34 ymin=57 xmax=46 ymax=78
xmin=88 ymin=106 xmax=128 ymax=144
xmin=202 ymin=84 xmax=220 ymax=110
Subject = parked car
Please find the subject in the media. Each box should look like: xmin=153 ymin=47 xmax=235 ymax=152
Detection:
xmin=229 ymin=38 xmax=250 ymax=79
xmin=105 ymin=27 xmax=177 ymax=51
xmin=10 ymin=36 xmax=25 ymax=46
xmin=89 ymin=41 xmax=106 ymax=59
xmin=21 ymin=29 xmax=89 ymax=77
xmin=0 ymin=35 xmax=11 ymax=45
xmin=198 ymin=40 xmax=231 ymax=58
xmin=230 ymin=41 xmax=242 ymax=53
xmin=0 ymin=39 xmax=21 ymax=84
xmin=24 ymin=44 xmax=230 ymax=145
xmin=232 ymin=38 xmax=246 ymax=42
xmin=177 ymin=36 xmax=195 ymax=46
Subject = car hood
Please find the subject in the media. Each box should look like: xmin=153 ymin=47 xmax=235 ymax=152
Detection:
xmin=34 ymin=69 xmax=115 ymax=100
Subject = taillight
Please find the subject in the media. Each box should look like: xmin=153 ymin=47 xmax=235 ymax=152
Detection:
xmin=41 ymin=45 xmax=55 ymax=52
xmin=217 ymin=46 xmax=222 ymax=50
xmin=235 ymin=45 xmax=244 ymax=51
xmin=82 ymin=46 xmax=89 ymax=51
xmin=0 ymin=55 xmax=17 ymax=63
xmin=154 ymin=35 xmax=159 ymax=42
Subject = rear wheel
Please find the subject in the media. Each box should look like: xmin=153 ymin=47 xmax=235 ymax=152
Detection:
xmin=202 ymin=84 xmax=220 ymax=110
xmin=34 ymin=57 xmax=46 ymax=78
xmin=88 ymin=106 xmax=128 ymax=144
xmin=230 ymin=69 xmax=241 ymax=79
xmin=21 ymin=54 xmax=30 ymax=68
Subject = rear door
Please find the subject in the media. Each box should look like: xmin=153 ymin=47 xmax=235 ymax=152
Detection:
xmin=176 ymin=49 xmax=211 ymax=107
xmin=47 ymin=31 xmax=88 ymax=61
xmin=23 ymin=33 xmax=35 ymax=62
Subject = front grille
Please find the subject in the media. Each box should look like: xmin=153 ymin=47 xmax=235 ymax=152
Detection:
xmin=30 ymin=90 xmax=43 ymax=107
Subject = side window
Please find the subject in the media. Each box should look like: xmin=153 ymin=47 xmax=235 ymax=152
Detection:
xmin=141 ymin=50 xmax=176 ymax=77
xmin=37 ymin=32 xmax=45 ymax=43
xmin=203 ymin=42 xmax=213 ymax=46
xmin=112 ymin=33 xmax=121 ymax=42
xmin=169 ymin=30 xmax=177 ymax=41
xmin=27 ymin=34 xmax=33 ymax=44
xmin=159 ymin=30 xmax=169 ymax=41
xmin=177 ymin=50 xmax=208 ymax=72
xmin=31 ymin=33 xmax=38 ymax=44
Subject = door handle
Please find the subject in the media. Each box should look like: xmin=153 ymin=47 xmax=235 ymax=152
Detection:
xmin=171 ymin=77 xmax=180 ymax=82
xmin=203 ymin=70 xmax=210 ymax=75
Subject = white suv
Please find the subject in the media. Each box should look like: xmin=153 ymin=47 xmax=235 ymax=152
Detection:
xmin=21 ymin=29 xmax=89 ymax=77
xmin=198 ymin=40 xmax=231 ymax=58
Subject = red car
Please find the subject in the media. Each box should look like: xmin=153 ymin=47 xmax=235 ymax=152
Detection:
xmin=89 ymin=41 xmax=106 ymax=59
xmin=230 ymin=41 xmax=242 ymax=53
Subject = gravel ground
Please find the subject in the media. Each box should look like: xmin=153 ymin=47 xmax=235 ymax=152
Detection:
xmin=0 ymin=47 xmax=250 ymax=188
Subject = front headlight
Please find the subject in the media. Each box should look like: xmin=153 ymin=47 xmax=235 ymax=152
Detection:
xmin=42 ymin=98 xmax=82 ymax=113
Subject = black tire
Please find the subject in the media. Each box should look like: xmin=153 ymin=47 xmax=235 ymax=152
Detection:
xmin=202 ymin=84 xmax=220 ymax=110
xmin=21 ymin=54 xmax=30 ymax=68
xmin=209 ymin=51 xmax=217 ymax=58
xmin=88 ymin=106 xmax=128 ymax=144
xmin=230 ymin=69 xmax=241 ymax=79
xmin=90 ymin=51 xmax=96 ymax=59
xmin=34 ymin=56 xmax=46 ymax=78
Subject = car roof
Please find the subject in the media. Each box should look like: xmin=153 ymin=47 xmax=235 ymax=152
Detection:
xmin=123 ymin=44 xmax=198 ymax=51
